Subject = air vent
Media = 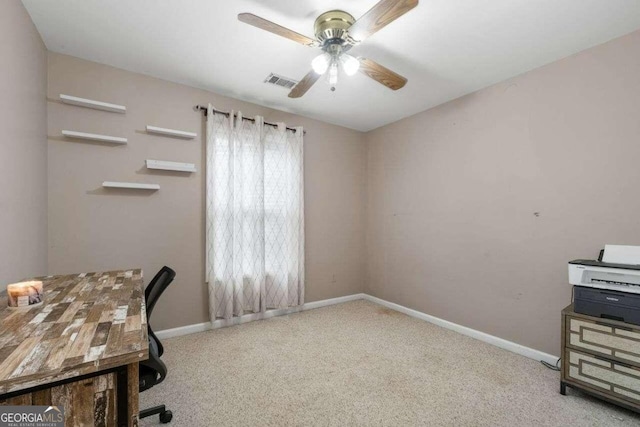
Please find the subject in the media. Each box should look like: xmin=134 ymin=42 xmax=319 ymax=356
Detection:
xmin=264 ymin=73 xmax=298 ymax=89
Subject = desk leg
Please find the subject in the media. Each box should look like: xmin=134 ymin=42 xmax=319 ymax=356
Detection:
xmin=116 ymin=363 xmax=140 ymax=427
xmin=128 ymin=363 xmax=139 ymax=427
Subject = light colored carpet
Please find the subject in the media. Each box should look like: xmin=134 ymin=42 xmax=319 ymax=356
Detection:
xmin=140 ymin=300 xmax=640 ymax=426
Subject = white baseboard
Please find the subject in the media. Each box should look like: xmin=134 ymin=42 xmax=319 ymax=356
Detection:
xmin=362 ymin=294 xmax=559 ymax=366
xmin=303 ymin=293 xmax=366 ymax=310
xmin=155 ymin=293 xmax=365 ymax=340
xmin=155 ymin=292 xmax=559 ymax=366
xmin=155 ymin=321 xmax=211 ymax=339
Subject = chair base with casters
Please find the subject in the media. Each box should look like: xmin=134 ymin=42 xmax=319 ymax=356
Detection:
xmin=139 ymin=359 xmax=172 ymax=424
xmin=140 ymin=405 xmax=172 ymax=424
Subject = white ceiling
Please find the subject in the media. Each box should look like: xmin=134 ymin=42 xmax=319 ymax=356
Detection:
xmin=22 ymin=0 xmax=640 ymax=131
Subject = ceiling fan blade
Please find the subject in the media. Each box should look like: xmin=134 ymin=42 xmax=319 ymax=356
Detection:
xmin=347 ymin=0 xmax=419 ymax=42
xmin=358 ymin=58 xmax=407 ymax=90
xmin=288 ymin=70 xmax=322 ymax=98
xmin=238 ymin=13 xmax=317 ymax=47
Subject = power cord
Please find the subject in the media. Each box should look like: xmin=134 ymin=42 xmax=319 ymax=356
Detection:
xmin=541 ymin=358 xmax=561 ymax=371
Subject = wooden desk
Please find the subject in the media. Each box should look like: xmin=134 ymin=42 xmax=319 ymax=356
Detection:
xmin=0 ymin=269 xmax=148 ymax=426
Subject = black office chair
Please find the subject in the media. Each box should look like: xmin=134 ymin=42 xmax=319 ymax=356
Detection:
xmin=139 ymin=266 xmax=176 ymax=424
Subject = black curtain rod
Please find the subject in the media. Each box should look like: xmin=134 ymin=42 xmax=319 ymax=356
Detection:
xmin=194 ymin=105 xmax=305 ymax=134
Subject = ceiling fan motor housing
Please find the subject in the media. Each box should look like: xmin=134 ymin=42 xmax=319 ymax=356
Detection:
xmin=314 ymin=10 xmax=355 ymax=50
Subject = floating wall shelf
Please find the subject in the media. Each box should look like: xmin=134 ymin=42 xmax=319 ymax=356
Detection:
xmin=146 ymin=159 xmax=196 ymax=173
xmin=62 ymin=130 xmax=127 ymax=144
xmin=146 ymin=125 xmax=197 ymax=139
xmin=60 ymin=94 xmax=126 ymax=113
xmin=102 ymin=181 xmax=160 ymax=190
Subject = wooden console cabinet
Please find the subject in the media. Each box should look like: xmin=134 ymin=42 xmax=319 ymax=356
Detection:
xmin=561 ymin=304 xmax=640 ymax=413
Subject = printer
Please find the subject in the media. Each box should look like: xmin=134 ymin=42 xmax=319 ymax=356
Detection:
xmin=569 ymin=245 xmax=640 ymax=325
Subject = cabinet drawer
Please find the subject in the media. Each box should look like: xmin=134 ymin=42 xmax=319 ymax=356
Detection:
xmin=567 ymin=349 xmax=640 ymax=404
xmin=567 ymin=316 xmax=640 ymax=366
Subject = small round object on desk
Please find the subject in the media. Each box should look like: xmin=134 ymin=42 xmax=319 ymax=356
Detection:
xmin=6 ymin=280 xmax=44 ymax=309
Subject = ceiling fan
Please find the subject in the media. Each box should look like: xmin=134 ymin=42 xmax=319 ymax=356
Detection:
xmin=238 ymin=0 xmax=418 ymax=98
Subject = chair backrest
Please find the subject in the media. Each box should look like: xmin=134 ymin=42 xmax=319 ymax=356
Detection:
xmin=145 ymin=266 xmax=176 ymax=321
xmin=140 ymin=266 xmax=176 ymax=392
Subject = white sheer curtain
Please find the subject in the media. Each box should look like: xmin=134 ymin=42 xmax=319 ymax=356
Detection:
xmin=205 ymin=104 xmax=304 ymax=321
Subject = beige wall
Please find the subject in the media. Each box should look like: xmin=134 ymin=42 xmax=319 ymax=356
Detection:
xmin=365 ymin=30 xmax=640 ymax=356
xmin=0 ymin=1 xmax=48 ymax=290
xmin=45 ymin=25 xmax=640 ymax=354
xmin=47 ymin=53 xmax=366 ymax=330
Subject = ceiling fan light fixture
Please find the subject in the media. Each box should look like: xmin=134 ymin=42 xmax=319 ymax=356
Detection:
xmin=341 ymin=54 xmax=360 ymax=76
xmin=328 ymin=61 xmax=339 ymax=86
xmin=311 ymin=53 xmax=331 ymax=75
